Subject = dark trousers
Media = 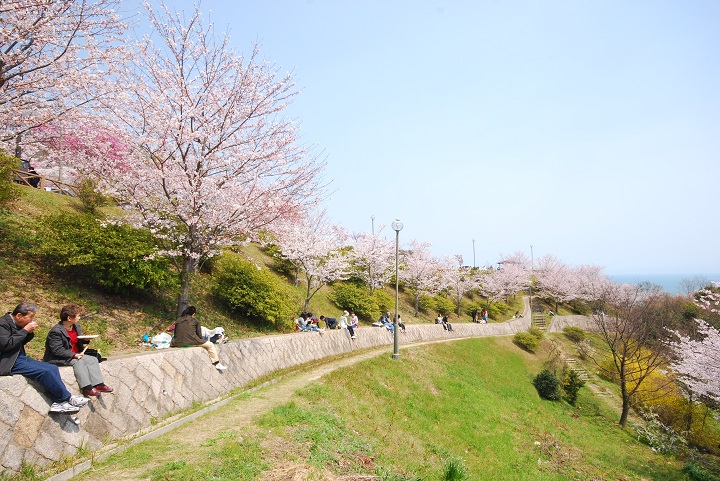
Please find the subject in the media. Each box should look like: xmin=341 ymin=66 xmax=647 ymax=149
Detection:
xmin=11 ymin=354 xmax=71 ymax=403
xmin=347 ymin=326 xmax=355 ymax=337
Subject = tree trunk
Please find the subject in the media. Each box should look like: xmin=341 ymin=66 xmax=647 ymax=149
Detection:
xmin=619 ymin=365 xmax=629 ymax=427
xmin=176 ymin=256 xmax=198 ymax=318
xmin=414 ymin=292 xmax=419 ymax=317
xmin=303 ymin=277 xmax=312 ymax=313
xmin=619 ymin=394 xmax=630 ymax=428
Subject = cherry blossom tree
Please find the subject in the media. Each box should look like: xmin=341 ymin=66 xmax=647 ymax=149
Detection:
xmin=573 ymin=264 xmax=610 ymax=302
xmin=668 ymin=282 xmax=720 ymax=405
xmin=669 ymin=319 xmax=720 ymax=405
xmin=534 ymin=254 xmax=577 ymax=313
xmin=398 ymin=240 xmax=443 ymax=316
xmin=270 ymin=211 xmax=350 ymax=312
xmin=480 ymin=251 xmax=531 ymax=302
xmin=440 ymin=255 xmax=478 ymax=316
xmin=350 ymin=227 xmax=395 ymax=293
xmin=59 ymin=3 xmax=323 ymax=315
xmin=0 ymin=0 xmax=126 ymax=156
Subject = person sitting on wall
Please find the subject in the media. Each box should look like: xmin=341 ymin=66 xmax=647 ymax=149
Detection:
xmin=296 ymin=313 xmax=324 ymax=333
xmin=171 ymin=306 xmax=228 ymax=371
xmin=319 ymin=316 xmax=338 ymax=329
xmin=442 ymin=313 xmax=454 ymax=332
xmin=43 ymin=304 xmax=113 ymax=397
xmin=0 ymin=302 xmax=90 ymax=414
xmin=396 ymin=314 xmax=406 ymax=333
xmin=380 ymin=312 xmax=394 ymax=333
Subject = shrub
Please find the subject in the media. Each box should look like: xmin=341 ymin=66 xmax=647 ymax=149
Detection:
xmin=433 ymin=294 xmax=456 ymax=316
xmin=562 ymin=326 xmax=586 ymax=343
xmin=487 ymin=301 xmax=510 ymax=319
xmin=562 ymin=369 xmax=585 ymax=405
xmin=632 ymin=409 xmax=688 ymax=455
xmin=373 ymin=289 xmax=394 ymax=313
xmin=418 ymin=294 xmax=437 ymax=313
xmin=528 ymin=326 xmax=545 ymax=339
xmin=328 ymin=283 xmax=379 ymax=321
xmin=513 ymin=332 xmax=540 ymax=353
xmin=76 ymin=176 xmax=111 ymax=214
xmin=442 ymin=456 xmax=469 ymax=481
xmin=533 ymin=369 xmax=562 ymax=401
xmin=213 ymin=254 xmax=298 ymax=331
xmin=37 ymin=212 xmax=176 ymax=294
xmin=0 ymin=150 xmax=21 ymax=207
xmin=683 ymin=460 xmax=720 ymax=481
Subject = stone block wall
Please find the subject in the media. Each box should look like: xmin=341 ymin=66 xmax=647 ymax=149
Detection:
xmin=0 ymin=319 xmax=530 ymax=473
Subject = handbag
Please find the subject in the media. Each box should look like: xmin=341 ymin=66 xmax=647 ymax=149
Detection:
xmin=84 ymin=348 xmax=107 ymax=362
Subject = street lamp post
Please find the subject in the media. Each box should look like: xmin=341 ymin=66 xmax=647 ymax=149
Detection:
xmin=472 ymin=238 xmax=476 ymax=268
xmin=371 ymin=215 xmax=375 ymax=235
xmin=529 ymin=245 xmax=534 ymax=316
xmin=391 ymin=219 xmax=403 ymax=360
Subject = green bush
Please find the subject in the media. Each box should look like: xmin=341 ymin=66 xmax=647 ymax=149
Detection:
xmin=37 ymin=212 xmax=176 ymax=294
xmin=373 ymin=289 xmax=394 ymax=313
xmin=76 ymin=176 xmax=111 ymax=214
xmin=487 ymin=301 xmax=510 ymax=319
xmin=0 ymin=150 xmax=21 ymax=207
xmin=562 ymin=326 xmax=586 ymax=343
xmin=533 ymin=368 xmax=562 ymax=400
xmin=442 ymin=456 xmax=469 ymax=481
xmin=513 ymin=332 xmax=540 ymax=353
xmin=528 ymin=326 xmax=545 ymax=339
xmin=562 ymin=369 xmax=585 ymax=405
xmin=213 ymin=254 xmax=298 ymax=331
xmin=328 ymin=283 xmax=379 ymax=321
xmin=418 ymin=294 xmax=437 ymax=313
xmin=683 ymin=460 xmax=720 ymax=481
xmin=433 ymin=294 xmax=456 ymax=315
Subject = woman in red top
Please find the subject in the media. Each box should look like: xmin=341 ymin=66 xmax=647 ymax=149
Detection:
xmin=43 ymin=304 xmax=113 ymax=397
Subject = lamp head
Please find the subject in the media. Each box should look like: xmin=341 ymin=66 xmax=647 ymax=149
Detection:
xmin=391 ymin=219 xmax=403 ymax=232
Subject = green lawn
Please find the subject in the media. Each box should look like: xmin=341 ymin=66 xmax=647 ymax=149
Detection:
xmin=66 ymin=337 xmax=690 ymax=481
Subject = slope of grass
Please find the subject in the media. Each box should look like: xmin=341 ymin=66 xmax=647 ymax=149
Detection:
xmin=67 ymin=338 xmax=691 ymax=481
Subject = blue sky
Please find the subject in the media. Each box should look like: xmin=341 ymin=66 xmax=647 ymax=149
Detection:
xmin=159 ymin=1 xmax=719 ymax=275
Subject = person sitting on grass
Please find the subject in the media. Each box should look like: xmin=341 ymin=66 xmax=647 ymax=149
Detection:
xmin=171 ymin=306 xmax=228 ymax=371
xmin=43 ymin=304 xmax=113 ymax=397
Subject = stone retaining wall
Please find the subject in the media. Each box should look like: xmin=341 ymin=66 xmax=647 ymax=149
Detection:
xmin=0 ymin=319 xmax=535 ymax=473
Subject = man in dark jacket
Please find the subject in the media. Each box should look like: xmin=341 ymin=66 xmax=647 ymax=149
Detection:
xmin=0 ymin=302 xmax=89 ymax=413
xmin=170 ymin=305 xmax=227 ymax=371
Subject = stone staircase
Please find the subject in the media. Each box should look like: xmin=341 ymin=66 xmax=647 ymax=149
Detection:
xmin=563 ymin=357 xmax=588 ymax=379
xmin=532 ymin=313 xmax=547 ymax=331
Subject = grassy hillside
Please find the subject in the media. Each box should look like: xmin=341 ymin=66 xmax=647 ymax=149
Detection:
xmin=1 ymin=186 xmax=520 ymax=359
xmin=68 ymin=336 xmax=695 ymax=481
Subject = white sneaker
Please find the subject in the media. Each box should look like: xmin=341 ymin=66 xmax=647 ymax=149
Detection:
xmin=351 ymin=335 xmax=357 ymax=339
xmin=215 ymin=362 xmax=227 ymax=371
xmin=68 ymin=395 xmax=89 ymax=408
xmin=49 ymin=401 xmax=80 ymax=414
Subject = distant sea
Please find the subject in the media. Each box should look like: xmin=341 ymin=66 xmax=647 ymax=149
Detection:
xmin=608 ymin=274 xmax=720 ymax=296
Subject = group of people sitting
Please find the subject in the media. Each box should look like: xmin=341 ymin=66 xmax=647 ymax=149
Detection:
xmin=436 ymin=313 xmax=454 ymax=332
xmin=373 ymin=311 xmax=406 ymax=333
xmin=1 ymin=302 xmax=111 ymax=414
xmin=0 ymin=302 xmax=231 ymax=416
xmin=296 ymin=311 xmax=359 ymax=339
